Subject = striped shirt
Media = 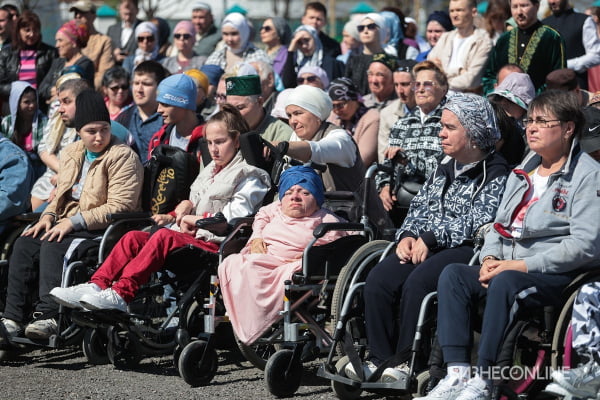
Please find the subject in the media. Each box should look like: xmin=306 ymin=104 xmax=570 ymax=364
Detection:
xmin=18 ymin=50 xmax=37 ymax=87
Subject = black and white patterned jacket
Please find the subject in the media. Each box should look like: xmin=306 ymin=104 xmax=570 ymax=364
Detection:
xmin=397 ymin=151 xmax=509 ymax=250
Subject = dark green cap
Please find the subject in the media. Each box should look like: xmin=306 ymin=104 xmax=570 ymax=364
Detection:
xmin=225 ymin=75 xmax=261 ymax=96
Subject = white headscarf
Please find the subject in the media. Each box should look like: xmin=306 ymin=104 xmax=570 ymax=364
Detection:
xmin=362 ymin=13 xmax=388 ymax=48
xmin=134 ymin=22 xmax=159 ymax=66
xmin=284 ymin=85 xmax=332 ymax=121
xmin=222 ymin=12 xmax=251 ymax=54
xmin=293 ymin=25 xmax=323 ymax=71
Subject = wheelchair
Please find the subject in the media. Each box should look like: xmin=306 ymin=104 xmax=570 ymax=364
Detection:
xmin=0 ymin=212 xmax=154 ymax=362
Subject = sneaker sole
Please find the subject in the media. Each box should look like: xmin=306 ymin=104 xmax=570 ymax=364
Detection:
xmin=49 ymin=294 xmax=84 ymax=310
xmin=79 ymin=300 xmax=126 ymax=313
xmin=24 ymin=329 xmax=55 ymax=340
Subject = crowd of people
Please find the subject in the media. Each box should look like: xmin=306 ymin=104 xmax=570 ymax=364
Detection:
xmin=0 ymin=0 xmax=600 ymax=398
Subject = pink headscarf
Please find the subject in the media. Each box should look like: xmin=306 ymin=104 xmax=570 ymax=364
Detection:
xmin=58 ymin=20 xmax=89 ymax=48
xmin=174 ymin=20 xmax=197 ymax=44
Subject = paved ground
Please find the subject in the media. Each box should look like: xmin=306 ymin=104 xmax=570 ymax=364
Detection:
xmin=1 ymin=344 xmax=381 ymax=400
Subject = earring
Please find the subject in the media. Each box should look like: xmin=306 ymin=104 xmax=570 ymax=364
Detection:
xmin=472 ymin=145 xmax=478 ymax=149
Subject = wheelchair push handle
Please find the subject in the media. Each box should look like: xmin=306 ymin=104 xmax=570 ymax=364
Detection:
xmin=312 ymin=222 xmax=365 ymax=239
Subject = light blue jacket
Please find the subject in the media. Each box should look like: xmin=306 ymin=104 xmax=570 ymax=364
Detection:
xmin=481 ymin=142 xmax=600 ymax=274
xmin=0 ymin=137 xmax=34 ymax=228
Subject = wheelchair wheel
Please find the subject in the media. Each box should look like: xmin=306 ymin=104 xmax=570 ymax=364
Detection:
xmin=330 ymin=356 xmax=363 ymax=400
xmin=178 ymin=339 xmax=218 ymax=387
xmin=173 ymin=345 xmax=182 ymax=372
xmin=551 ymin=289 xmax=578 ymax=370
xmin=236 ymin=327 xmax=281 ymax=370
xmin=106 ymin=327 xmax=143 ymax=370
xmin=82 ymin=328 xmax=109 ymax=365
xmin=330 ymin=240 xmax=392 ymax=355
xmin=264 ymin=349 xmax=303 ymax=398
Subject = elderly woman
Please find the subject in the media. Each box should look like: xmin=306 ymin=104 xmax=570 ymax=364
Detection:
xmin=422 ymin=90 xmax=600 ymax=400
xmin=50 ymin=104 xmax=271 ymax=314
xmin=278 ymin=84 xmax=391 ymax=233
xmin=0 ymin=11 xmax=57 ymax=102
xmin=219 ymin=166 xmax=347 ymax=344
xmin=0 ymin=90 xmax=144 ymax=340
xmin=260 ymin=17 xmax=292 ymax=76
xmin=327 ymin=77 xmax=379 ymax=166
xmin=296 ymin=65 xmax=329 ymax=90
xmin=38 ymin=20 xmax=94 ymax=105
xmin=377 ymin=60 xmax=448 ymax=223
xmin=122 ymin=22 xmax=165 ymax=77
xmin=101 ymin=66 xmax=132 ymax=120
xmin=345 ymin=93 xmax=509 ymax=383
xmin=344 ymin=13 xmax=387 ymax=96
xmin=281 ymin=24 xmax=343 ymax=89
xmin=161 ymin=21 xmax=207 ymax=74
xmin=204 ymin=12 xmax=269 ymax=73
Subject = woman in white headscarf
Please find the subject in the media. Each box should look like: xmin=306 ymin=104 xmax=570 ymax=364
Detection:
xmin=122 ymin=21 xmax=164 ymax=77
xmin=281 ymin=24 xmax=343 ymax=88
xmin=204 ymin=12 xmax=269 ymax=73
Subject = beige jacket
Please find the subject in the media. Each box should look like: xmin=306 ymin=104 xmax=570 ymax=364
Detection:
xmin=82 ymin=33 xmax=115 ymax=90
xmin=378 ymin=99 xmax=409 ymax=162
xmin=43 ymin=137 xmax=143 ymax=231
xmin=428 ymin=28 xmax=492 ymax=92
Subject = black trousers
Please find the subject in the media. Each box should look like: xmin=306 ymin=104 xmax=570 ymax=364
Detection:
xmin=364 ymin=245 xmax=474 ymax=365
xmin=4 ymin=231 xmax=99 ymax=323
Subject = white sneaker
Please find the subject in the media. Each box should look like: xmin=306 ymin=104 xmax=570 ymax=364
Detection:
xmin=344 ymin=360 xmax=378 ymax=381
xmin=24 ymin=318 xmax=58 ymax=339
xmin=80 ymin=288 xmax=127 ymax=312
xmin=380 ymin=362 xmax=410 ymax=383
xmin=1 ymin=317 xmax=23 ymax=337
xmin=551 ymin=361 xmax=600 ymax=398
xmin=455 ymin=376 xmax=491 ymax=400
xmin=50 ymin=283 xmax=101 ymax=309
xmin=421 ymin=375 xmax=465 ymax=400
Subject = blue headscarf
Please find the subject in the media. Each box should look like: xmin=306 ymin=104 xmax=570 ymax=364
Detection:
xmin=278 ymin=166 xmax=325 ymax=207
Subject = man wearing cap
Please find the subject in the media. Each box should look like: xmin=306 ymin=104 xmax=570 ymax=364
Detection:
xmin=249 ymin=60 xmax=277 ymax=117
xmin=107 ymin=0 xmax=141 ymax=64
xmin=225 ymin=75 xmax=292 ymax=144
xmin=70 ymin=0 xmax=115 ymax=90
xmin=147 ymin=74 xmax=204 ymax=161
xmin=582 ymin=106 xmax=600 ymax=162
xmin=546 ymin=68 xmax=592 ymax=107
xmin=482 ymin=0 xmax=566 ymax=94
xmin=427 ymin=0 xmax=492 ymax=93
xmin=543 ymin=0 xmax=600 ymax=90
xmin=191 ymin=2 xmax=220 ymax=57
xmin=116 ymin=60 xmax=166 ymax=159
xmin=364 ymin=53 xmax=398 ymax=110
xmin=0 ymin=6 xmax=12 ymax=48
xmin=1 ymin=89 xmax=143 ymax=340
xmin=378 ymin=60 xmax=417 ymax=163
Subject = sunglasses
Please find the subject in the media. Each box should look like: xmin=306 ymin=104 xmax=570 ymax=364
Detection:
xmin=297 ymin=75 xmax=319 ymax=84
xmin=260 ymin=25 xmax=273 ymax=32
xmin=109 ymin=84 xmax=129 ymax=92
xmin=357 ymin=23 xmax=378 ymax=33
xmin=137 ymin=35 xmax=155 ymax=43
xmin=174 ymin=33 xmax=192 ymax=40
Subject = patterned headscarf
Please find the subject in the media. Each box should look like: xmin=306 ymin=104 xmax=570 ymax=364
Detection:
xmin=328 ymin=77 xmax=360 ymax=102
xmin=58 ymin=20 xmax=89 ymax=48
xmin=444 ymin=93 xmax=500 ymax=152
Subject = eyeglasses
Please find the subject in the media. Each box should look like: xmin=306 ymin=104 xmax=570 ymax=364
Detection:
xmin=137 ymin=35 xmax=155 ymax=43
xmin=412 ymin=80 xmax=437 ymax=91
xmin=260 ymin=25 xmax=273 ymax=32
xmin=522 ymin=118 xmax=562 ymax=128
xmin=357 ymin=23 xmax=378 ymax=33
xmin=297 ymin=75 xmax=319 ymax=84
xmin=174 ymin=33 xmax=192 ymax=40
xmin=332 ymin=101 xmax=349 ymax=110
xmin=214 ymin=93 xmax=226 ymax=103
xmin=109 ymin=84 xmax=129 ymax=92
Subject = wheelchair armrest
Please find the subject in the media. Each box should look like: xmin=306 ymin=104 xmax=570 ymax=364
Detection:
xmin=107 ymin=212 xmax=152 ymax=221
xmin=13 ymin=212 xmax=41 ymax=222
xmin=473 ymin=223 xmax=492 ymax=250
xmin=323 ymin=191 xmax=356 ymax=201
xmin=312 ymin=222 xmax=365 ymax=239
xmin=228 ymin=217 xmax=255 ymax=229
xmin=195 ymin=212 xmax=230 ymax=236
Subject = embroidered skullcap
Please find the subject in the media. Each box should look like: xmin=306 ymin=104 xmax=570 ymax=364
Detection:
xmin=328 ymin=77 xmax=360 ymax=102
xmin=222 ymin=12 xmax=251 ymax=52
xmin=225 ymin=75 xmax=261 ymax=96
xmin=297 ymin=65 xmax=329 ymax=88
xmin=278 ymin=165 xmax=325 ymax=207
xmin=184 ymin=69 xmax=209 ymax=93
xmin=343 ymin=19 xmax=360 ymax=42
xmin=370 ymin=52 xmax=399 ymax=73
xmin=487 ymin=72 xmax=535 ymax=111
xmin=444 ymin=92 xmax=500 ymax=152
xmin=174 ymin=20 xmax=196 ymax=44
xmin=74 ymin=89 xmax=110 ymax=131
xmin=58 ymin=20 xmax=89 ymax=48
xmin=362 ymin=13 xmax=387 ymax=46
xmin=284 ymin=85 xmax=332 ymax=121
xmin=427 ymin=11 xmax=453 ymax=32
xmin=269 ymin=17 xmax=292 ymax=46
xmin=135 ymin=21 xmax=158 ymax=39
xmin=156 ymin=74 xmax=197 ymax=111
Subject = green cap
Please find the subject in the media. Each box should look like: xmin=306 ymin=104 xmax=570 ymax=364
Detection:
xmin=226 ymin=75 xmax=261 ymax=96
